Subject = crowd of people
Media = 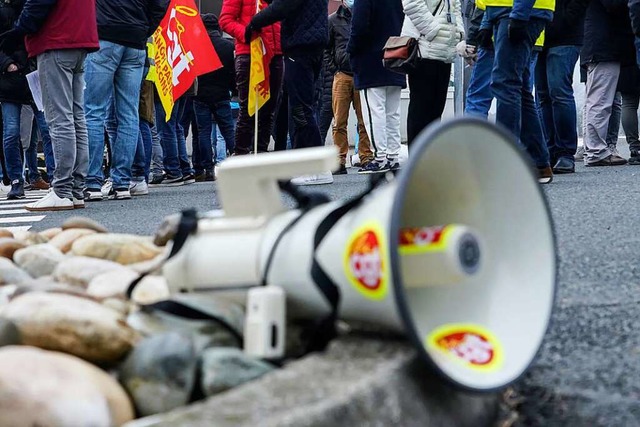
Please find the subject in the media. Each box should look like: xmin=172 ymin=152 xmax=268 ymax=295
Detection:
xmin=2 ymin=0 xmax=640 ymax=212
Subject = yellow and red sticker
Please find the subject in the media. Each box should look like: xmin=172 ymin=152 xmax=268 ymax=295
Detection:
xmin=399 ymin=225 xmax=455 ymax=255
xmin=344 ymin=222 xmax=388 ymax=300
xmin=426 ymin=324 xmax=503 ymax=372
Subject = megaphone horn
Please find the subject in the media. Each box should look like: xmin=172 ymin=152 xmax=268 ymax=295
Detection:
xmin=161 ymin=118 xmax=557 ymax=392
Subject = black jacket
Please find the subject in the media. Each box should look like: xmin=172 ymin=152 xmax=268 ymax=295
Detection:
xmin=96 ymin=0 xmax=167 ymax=50
xmin=465 ymin=5 xmax=485 ymax=46
xmin=327 ymin=5 xmax=353 ymax=74
xmin=0 ymin=0 xmax=31 ymax=104
xmin=544 ymin=0 xmax=589 ymax=48
xmin=581 ymin=0 xmax=635 ymax=66
xmin=251 ymin=0 xmax=329 ymax=55
xmin=196 ymin=15 xmax=235 ymax=102
xmin=630 ymin=0 xmax=640 ymax=55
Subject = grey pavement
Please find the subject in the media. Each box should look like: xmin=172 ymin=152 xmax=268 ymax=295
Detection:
xmin=30 ymin=161 xmax=640 ymax=426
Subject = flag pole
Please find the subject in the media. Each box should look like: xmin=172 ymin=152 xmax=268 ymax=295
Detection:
xmin=253 ymin=0 xmax=260 ymax=156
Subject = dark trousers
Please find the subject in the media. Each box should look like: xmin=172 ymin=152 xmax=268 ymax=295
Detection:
xmin=273 ymin=87 xmax=289 ymax=151
xmin=286 ymin=52 xmax=323 ymax=149
xmin=234 ymin=54 xmax=284 ymax=154
xmin=193 ymin=98 xmax=236 ymax=172
xmin=407 ymin=59 xmax=452 ymax=145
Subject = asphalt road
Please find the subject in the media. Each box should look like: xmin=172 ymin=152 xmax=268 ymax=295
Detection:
xmin=30 ymin=157 xmax=640 ymax=426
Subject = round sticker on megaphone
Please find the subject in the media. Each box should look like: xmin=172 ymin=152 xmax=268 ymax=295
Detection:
xmin=426 ymin=324 xmax=503 ymax=372
xmin=344 ymin=222 xmax=389 ymax=301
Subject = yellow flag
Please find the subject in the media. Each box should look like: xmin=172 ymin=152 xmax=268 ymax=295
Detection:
xmin=248 ymin=37 xmax=270 ymax=117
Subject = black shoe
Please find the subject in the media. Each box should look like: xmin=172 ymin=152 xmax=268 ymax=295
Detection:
xmin=7 ymin=180 xmax=24 ymax=200
xmin=83 ymin=188 xmax=105 ymax=202
xmin=333 ymin=165 xmax=348 ymax=175
xmin=108 ymin=187 xmax=132 ymax=200
xmin=358 ymin=160 xmax=390 ymax=174
xmin=195 ymin=172 xmax=206 ymax=182
xmin=629 ymin=150 xmax=640 ymax=165
xmin=183 ymin=173 xmax=196 ymax=185
xmin=149 ymin=174 xmax=165 ymax=187
xmin=586 ymin=154 xmax=628 ymax=167
xmin=204 ymin=169 xmax=216 ymax=182
xmin=552 ymin=157 xmax=575 ymax=174
xmin=158 ymin=175 xmax=184 ymax=187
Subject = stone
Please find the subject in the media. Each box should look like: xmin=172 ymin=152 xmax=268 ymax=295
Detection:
xmin=13 ymin=244 xmax=65 ymax=278
xmin=200 ymin=348 xmax=275 ymax=397
xmin=127 ymin=294 xmax=244 ymax=349
xmin=12 ymin=231 xmax=48 ymax=246
xmin=119 ymin=333 xmax=199 ymax=417
xmin=39 ymin=227 xmax=63 ymax=240
xmin=0 ymin=285 xmax=17 ymax=309
xmin=0 ymin=319 xmax=19 ymax=347
xmin=0 ymin=229 xmax=13 ymax=239
xmin=49 ymin=229 xmax=96 ymax=253
xmin=154 ymin=214 xmax=180 ymax=247
xmin=0 ymin=238 xmax=26 ymax=260
xmin=87 ymin=271 xmax=170 ymax=305
xmin=53 ymin=256 xmax=130 ymax=288
xmin=102 ymin=298 xmax=132 ymax=316
xmin=2 ymin=292 xmax=139 ymax=364
xmin=72 ymin=234 xmax=163 ymax=265
xmin=0 ymin=346 xmax=134 ymax=426
xmin=0 ymin=258 xmax=31 ymax=285
xmin=61 ymin=216 xmax=108 ymax=234
xmin=124 ymin=337 xmax=499 ymax=427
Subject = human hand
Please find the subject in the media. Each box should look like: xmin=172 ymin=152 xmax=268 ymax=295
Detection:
xmin=244 ymin=24 xmax=254 ymax=45
xmin=7 ymin=63 xmax=17 ymax=72
xmin=507 ymin=18 xmax=528 ymax=43
xmin=477 ymin=28 xmax=493 ymax=49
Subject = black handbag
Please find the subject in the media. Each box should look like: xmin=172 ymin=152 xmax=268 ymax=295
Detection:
xmin=382 ymin=36 xmax=420 ymax=74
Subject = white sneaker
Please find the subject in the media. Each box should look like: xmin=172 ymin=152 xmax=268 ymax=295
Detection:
xmin=0 ymin=183 xmax=9 ymax=194
xmin=130 ymin=180 xmax=149 ymax=196
xmin=25 ymin=190 xmax=74 ymax=212
xmin=290 ymin=171 xmax=334 ymax=186
xmin=101 ymin=179 xmax=113 ymax=198
xmin=73 ymin=198 xmax=85 ymax=209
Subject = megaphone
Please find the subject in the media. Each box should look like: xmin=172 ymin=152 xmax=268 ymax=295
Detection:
xmin=162 ymin=118 xmax=556 ymax=392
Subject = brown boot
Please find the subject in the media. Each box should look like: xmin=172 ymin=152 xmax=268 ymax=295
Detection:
xmin=537 ymin=166 xmax=553 ymax=185
xmin=30 ymin=178 xmax=50 ymax=191
xmin=586 ymin=154 xmax=628 ymax=167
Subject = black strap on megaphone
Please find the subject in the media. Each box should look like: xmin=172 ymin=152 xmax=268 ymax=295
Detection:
xmin=125 ymin=209 xmax=244 ymax=347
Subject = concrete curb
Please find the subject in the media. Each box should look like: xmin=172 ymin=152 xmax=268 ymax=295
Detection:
xmin=125 ymin=336 xmax=499 ymax=427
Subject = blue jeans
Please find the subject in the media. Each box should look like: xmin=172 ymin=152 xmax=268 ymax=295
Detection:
xmin=491 ymin=18 xmax=550 ymax=168
xmin=535 ymin=45 xmax=580 ymax=162
xmin=193 ymin=98 xmax=236 ymax=172
xmin=465 ymin=48 xmax=495 ymax=117
xmin=85 ymin=40 xmax=145 ymax=190
xmin=2 ymin=103 xmax=52 ymax=182
xmin=25 ymin=113 xmax=55 ymax=182
xmin=150 ymin=122 xmax=163 ymax=177
xmin=155 ymin=97 xmax=194 ymax=178
xmin=132 ymin=119 xmax=152 ymax=181
xmin=286 ymin=53 xmax=323 ymax=149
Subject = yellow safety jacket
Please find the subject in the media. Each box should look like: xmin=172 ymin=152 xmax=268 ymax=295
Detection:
xmin=482 ymin=0 xmax=554 ymax=11
xmin=146 ymin=41 xmax=157 ymax=83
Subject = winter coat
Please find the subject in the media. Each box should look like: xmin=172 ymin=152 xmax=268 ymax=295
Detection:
xmin=0 ymin=0 xmax=31 ymax=104
xmin=347 ymin=0 xmax=407 ymax=90
xmin=629 ymin=0 xmax=640 ymax=60
xmin=401 ymin=0 xmax=465 ymax=63
xmin=581 ymin=0 xmax=635 ymax=66
xmin=251 ymin=0 xmax=328 ymax=55
xmin=196 ymin=15 xmax=236 ymax=102
xmin=465 ymin=4 xmax=485 ymax=45
xmin=16 ymin=0 xmax=99 ymax=59
xmin=327 ymin=5 xmax=353 ymax=74
xmin=96 ymin=0 xmax=167 ymax=50
xmin=544 ymin=0 xmax=589 ymax=48
xmin=219 ymin=0 xmax=281 ymax=56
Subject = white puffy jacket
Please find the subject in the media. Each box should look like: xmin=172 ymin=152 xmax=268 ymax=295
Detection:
xmin=401 ymin=0 xmax=465 ymax=64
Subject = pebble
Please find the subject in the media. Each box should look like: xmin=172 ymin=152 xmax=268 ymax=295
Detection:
xmin=0 ymin=238 xmax=26 ymax=260
xmin=39 ymin=227 xmax=63 ymax=240
xmin=13 ymin=244 xmax=65 ymax=278
xmin=48 ymin=229 xmax=97 ymax=253
xmin=87 ymin=271 xmax=170 ymax=305
xmin=200 ymin=347 xmax=275 ymax=397
xmin=0 ymin=319 xmax=20 ymax=347
xmin=153 ymin=213 xmax=180 ymax=247
xmin=0 ymin=346 xmax=134 ymax=426
xmin=72 ymin=234 xmax=163 ymax=265
xmin=2 ymin=292 xmax=139 ymax=364
xmin=53 ymin=256 xmax=130 ymax=288
xmin=61 ymin=216 xmax=108 ymax=234
xmin=0 ymin=229 xmax=13 ymax=239
xmin=119 ymin=332 xmax=199 ymax=416
xmin=12 ymin=231 xmax=48 ymax=246
xmin=0 ymin=258 xmax=32 ymax=285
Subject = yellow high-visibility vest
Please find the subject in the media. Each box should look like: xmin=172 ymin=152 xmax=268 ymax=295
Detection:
xmin=483 ymin=0 xmax=554 ymax=11
xmin=476 ymin=0 xmax=486 ymax=10
xmin=146 ymin=41 xmax=157 ymax=82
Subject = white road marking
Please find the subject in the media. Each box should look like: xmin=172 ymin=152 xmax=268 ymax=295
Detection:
xmin=0 ymin=192 xmax=49 ymax=232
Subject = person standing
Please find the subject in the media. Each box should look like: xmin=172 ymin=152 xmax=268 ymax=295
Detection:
xmin=10 ymin=0 xmax=98 ymax=210
xmin=581 ymin=0 xmax=634 ymax=167
xmin=0 ymin=0 xmax=53 ymax=200
xmin=534 ymin=0 xmax=588 ymax=174
xmin=482 ymin=0 xmax=555 ymax=183
xmin=220 ymin=0 xmax=283 ymax=156
xmin=327 ymin=0 xmax=374 ymax=174
xmin=193 ymin=14 xmax=236 ymax=182
xmin=83 ymin=0 xmax=166 ymax=201
xmin=348 ymin=0 xmax=406 ymax=174
xmin=248 ymin=0 xmax=331 ymax=185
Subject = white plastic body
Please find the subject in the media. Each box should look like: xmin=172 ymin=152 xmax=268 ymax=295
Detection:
xmin=244 ymin=286 xmax=286 ymax=359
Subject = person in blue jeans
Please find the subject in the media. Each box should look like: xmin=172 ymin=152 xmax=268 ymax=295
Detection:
xmin=213 ymin=100 xmax=239 ymax=163
xmin=534 ymin=0 xmax=588 ymax=174
xmin=83 ymin=0 xmax=165 ymax=201
xmin=482 ymin=0 xmax=554 ymax=184
xmin=25 ymin=116 xmax=55 ymax=189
